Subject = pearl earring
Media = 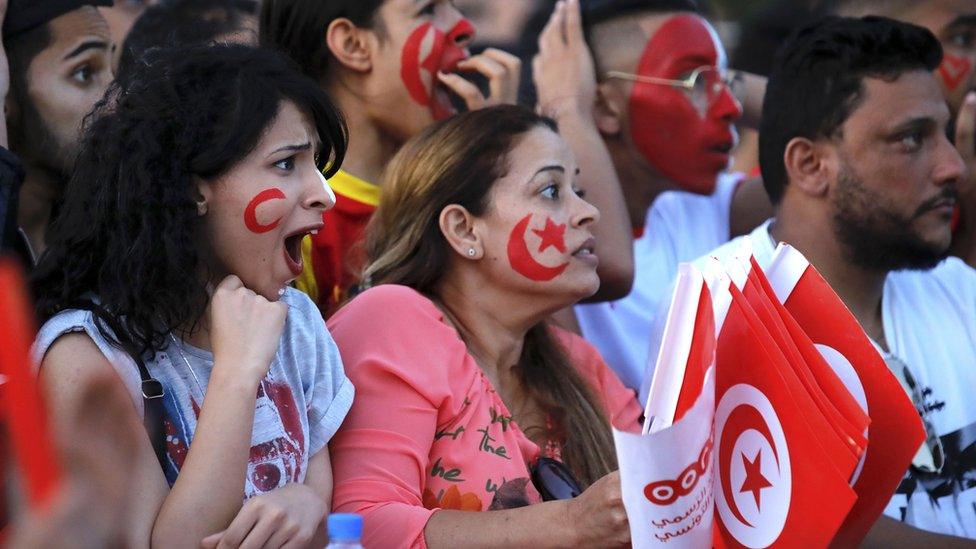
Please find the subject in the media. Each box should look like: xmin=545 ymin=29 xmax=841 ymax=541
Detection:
xmin=468 ymin=248 xmax=476 ymax=257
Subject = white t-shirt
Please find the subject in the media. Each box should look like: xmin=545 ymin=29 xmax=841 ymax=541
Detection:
xmin=33 ymin=288 xmax=355 ymax=497
xmin=689 ymin=219 xmax=976 ymax=538
xmin=575 ymin=172 xmax=742 ymax=396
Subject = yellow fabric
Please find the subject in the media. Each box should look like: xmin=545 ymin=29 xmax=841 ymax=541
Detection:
xmin=329 ymin=169 xmax=380 ymax=206
xmin=295 ymin=235 xmax=318 ymax=304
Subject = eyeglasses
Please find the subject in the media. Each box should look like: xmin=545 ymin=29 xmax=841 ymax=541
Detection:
xmin=604 ymin=65 xmax=738 ymax=108
xmin=531 ymin=456 xmax=583 ymax=501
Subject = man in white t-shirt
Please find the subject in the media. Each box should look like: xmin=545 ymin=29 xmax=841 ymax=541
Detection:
xmin=572 ymin=0 xmax=774 ymax=391
xmin=692 ymin=15 xmax=976 ymax=544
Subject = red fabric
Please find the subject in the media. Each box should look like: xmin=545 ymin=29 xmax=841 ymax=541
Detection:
xmin=772 ymin=256 xmax=925 ymax=546
xmin=713 ymin=281 xmax=856 ymax=548
xmin=307 ymin=191 xmax=376 ymax=317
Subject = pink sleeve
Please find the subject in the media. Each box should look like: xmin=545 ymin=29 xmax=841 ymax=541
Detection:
xmin=327 ymin=286 xmax=463 ymax=549
xmin=554 ymin=328 xmax=643 ymax=434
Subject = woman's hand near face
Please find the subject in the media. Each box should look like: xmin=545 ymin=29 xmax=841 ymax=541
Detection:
xmin=437 ymin=48 xmax=521 ymax=110
xmin=209 ymin=275 xmax=288 ymax=385
xmin=565 ymin=471 xmax=630 ymax=548
xmin=199 ymin=483 xmax=327 ymax=549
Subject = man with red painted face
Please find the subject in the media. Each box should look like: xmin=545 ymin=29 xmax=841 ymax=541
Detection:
xmin=569 ymin=0 xmax=758 ymax=394
xmin=697 ymin=15 xmax=976 ymax=545
xmin=261 ymin=0 xmax=634 ymax=317
xmin=3 ymin=0 xmax=113 ymax=263
xmin=834 ymin=1 xmax=976 ymax=272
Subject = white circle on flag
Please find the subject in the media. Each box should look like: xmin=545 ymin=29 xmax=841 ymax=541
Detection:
xmin=815 ymin=343 xmax=868 ymax=485
xmin=715 ymin=384 xmax=792 ymax=548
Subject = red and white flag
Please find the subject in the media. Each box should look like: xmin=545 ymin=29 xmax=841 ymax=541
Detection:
xmin=712 ymin=273 xmax=856 ymax=548
xmin=765 ymin=244 xmax=925 ymax=546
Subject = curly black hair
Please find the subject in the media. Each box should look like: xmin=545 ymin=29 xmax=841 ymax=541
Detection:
xmin=31 ymin=43 xmax=347 ymax=355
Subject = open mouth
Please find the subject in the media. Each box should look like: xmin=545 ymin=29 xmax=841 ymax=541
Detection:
xmin=432 ymin=81 xmax=459 ymax=120
xmin=708 ymin=142 xmax=734 ymax=155
xmin=282 ymin=225 xmax=321 ymax=277
xmin=572 ymin=237 xmax=597 ymax=257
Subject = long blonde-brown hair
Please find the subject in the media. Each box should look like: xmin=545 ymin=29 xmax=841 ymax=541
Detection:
xmin=363 ymin=105 xmax=617 ymax=487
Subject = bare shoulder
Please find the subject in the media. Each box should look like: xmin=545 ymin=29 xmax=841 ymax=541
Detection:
xmin=40 ymin=332 xmax=130 ymax=406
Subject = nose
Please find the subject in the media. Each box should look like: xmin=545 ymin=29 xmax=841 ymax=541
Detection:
xmin=446 ymin=16 xmax=476 ymax=49
xmin=305 ymin=168 xmax=336 ymax=212
xmin=571 ymin=190 xmax=600 ymax=228
xmin=711 ymin=82 xmax=742 ymax=124
xmin=933 ymin=132 xmax=966 ymax=188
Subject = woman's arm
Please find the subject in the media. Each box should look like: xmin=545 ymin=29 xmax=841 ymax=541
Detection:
xmin=425 ymin=471 xmax=629 ymax=549
xmin=40 ymin=333 xmax=169 ymax=548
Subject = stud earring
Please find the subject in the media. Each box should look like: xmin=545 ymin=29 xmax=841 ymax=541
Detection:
xmin=196 ymin=200 xmax=208 ymax=215
xmin=468 ymin=248 xmax=476 ymax=257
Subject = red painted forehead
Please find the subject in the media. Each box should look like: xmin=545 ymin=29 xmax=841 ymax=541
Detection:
xmin=636 ymin=14 xmax=720 ymax=78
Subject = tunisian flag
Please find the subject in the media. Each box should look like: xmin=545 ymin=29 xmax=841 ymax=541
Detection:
xmin=765 ymin=244 xmax=925 ymax=547
xmin=712 ymin=268 xmax=857 ymax=548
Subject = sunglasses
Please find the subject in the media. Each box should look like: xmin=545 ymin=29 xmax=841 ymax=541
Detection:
xmin=531 ymin=456 xmax=583 ymax=501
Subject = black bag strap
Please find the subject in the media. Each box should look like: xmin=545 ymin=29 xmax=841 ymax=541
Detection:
xmin=73 ymin=301 xmax=168 ymax=471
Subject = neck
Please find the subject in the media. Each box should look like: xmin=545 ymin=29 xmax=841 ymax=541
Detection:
xmin=435 ymin=274 xmax=541 ymax=381
xmin=17 ymin=164 xmax=63 ymax=256
xmin=608 ymin=139 xmax=672 ymax=229
xmin=771 ymin=200 xmax=887 ymax=345
xmin=328 ymin=81 xmax=401 ymax=185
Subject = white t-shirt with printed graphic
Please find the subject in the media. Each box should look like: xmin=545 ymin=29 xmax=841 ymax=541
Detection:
xmin=575 ymin=172 xmax=742 ymax=397
xmin=687 ymin=219 xmax=976 ymax=538
xmin=33 ymin=288 xmax=354 ymax=498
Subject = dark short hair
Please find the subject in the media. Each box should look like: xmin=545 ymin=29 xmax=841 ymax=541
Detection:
xmin=581 ymin=0 xmax=698 ymax=28
xmin=117 ymin=0 xmax=258 ymax=77
xmin=32 ymin=44 xmax=347 ymax=355
xmin=260 ymin=0 xmax=386 ymax=83
xmin=759 ymin=15 xmax=942 ymax=204
xmin=4 ymin=22 xmax=51 ymax=151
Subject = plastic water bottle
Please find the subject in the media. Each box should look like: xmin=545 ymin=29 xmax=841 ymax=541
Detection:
xmin=326 ymin=513 xmax=364 ymax=549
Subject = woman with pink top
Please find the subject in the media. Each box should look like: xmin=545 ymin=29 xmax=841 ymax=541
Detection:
xmin=327 ymin=104 xmax=641 ymax=548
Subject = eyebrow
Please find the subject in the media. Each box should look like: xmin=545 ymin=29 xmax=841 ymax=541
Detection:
xmin=269 ymin=142 xmax=312 ymax=156
xmin=887 ymin=116 xmax=938 ymax=137
xmin=945 ymin=14 xmax=976 ymax=30
xmin=63 ymin=40 xmax=109 ymax=61
xmin=531 ymin=165 xmax=566 ymax=178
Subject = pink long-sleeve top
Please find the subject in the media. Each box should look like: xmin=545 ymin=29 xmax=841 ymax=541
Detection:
xmin=327 ymin=285 xmax=642 ymax=548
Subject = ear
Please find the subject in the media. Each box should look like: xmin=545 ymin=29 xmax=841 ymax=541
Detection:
xmin=594 ymin=81 xmax=624 ymax=137
xmin=325 ymin=17 xmax=374 ymax=74
xmin=439 ymin=204 xmax=482 ymax=260
xmin=783 ymin=137 xmax=831 ymax=199
xmin=193 ymin=176 xmax=212 ymax=216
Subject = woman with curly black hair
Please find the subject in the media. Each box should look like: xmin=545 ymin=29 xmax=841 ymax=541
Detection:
xmin=30 ymin=43 xmax=353 ymax=548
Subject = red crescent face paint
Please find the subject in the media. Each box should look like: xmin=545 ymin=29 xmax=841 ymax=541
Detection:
xmin=506 ymin=214 xmax=569 ymax=282
xmin=244 ymin=187 xmax=286 ymax=234
xmin=628 ymin=15 xmax=741 ymax=194
xmin=939 ymin=52 xmax=973 ymax=93
xmin=400 ymin=18 xmax=475 ymax=120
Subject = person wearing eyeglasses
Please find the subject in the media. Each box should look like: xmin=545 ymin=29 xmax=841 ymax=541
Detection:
xmin=566 ymin=0 xmax=771 ymax=398
xmin=327 ymin=104 xmax=642 ymax=548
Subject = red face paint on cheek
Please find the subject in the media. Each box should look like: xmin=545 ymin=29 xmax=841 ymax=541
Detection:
xmin=628 ymin=15 xmax=739 ymax=194
xmin=506 ymin=214 xmax=569 ymax=281
xmin=243 ymin=188 xmax=286 ymax=234
xmin=939 ymin=52 xmax=974 ymax=92
xmin=400 ymin=19 xmax=475 ymax=120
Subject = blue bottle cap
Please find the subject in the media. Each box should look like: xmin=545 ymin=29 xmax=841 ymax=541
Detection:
xmin=328 ymin=513 xmax=363 ymax=542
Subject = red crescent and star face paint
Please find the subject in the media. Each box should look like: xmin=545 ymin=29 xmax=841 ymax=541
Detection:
xmin=506 ymin=214 xmax=570 ymax=282
xmin=244 ymin=187 xmax=287 ymax=234
xmin=628 ymin=15 xmax=742 ymax=195
xmin=400 ymin=18 xmax=475 ymax=121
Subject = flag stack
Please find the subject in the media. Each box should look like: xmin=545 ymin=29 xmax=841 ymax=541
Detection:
xmin=614 ymin=244 xmax=925 ymax=548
